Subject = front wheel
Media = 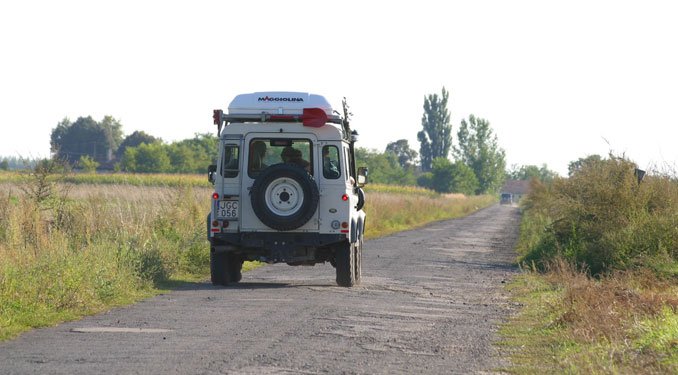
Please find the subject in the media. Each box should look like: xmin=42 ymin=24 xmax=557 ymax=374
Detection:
xmin=354 ymin=235 xmax=363 ymax=285
xmin=335 ymin=241 xmax=356 ymax=287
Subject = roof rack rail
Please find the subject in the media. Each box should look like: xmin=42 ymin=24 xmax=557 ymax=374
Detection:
xmin=212 ymin=108 xmax=343 ymax=136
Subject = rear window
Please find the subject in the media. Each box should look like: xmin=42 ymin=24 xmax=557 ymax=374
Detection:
xmin=247 ymin=138 xmax=313 ymax=177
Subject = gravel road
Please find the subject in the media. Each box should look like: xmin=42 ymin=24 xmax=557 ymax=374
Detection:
xmin=0 ymin=204 xmax=521 ymax=374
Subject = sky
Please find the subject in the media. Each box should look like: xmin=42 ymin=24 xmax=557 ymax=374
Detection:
xmin=1 ymin=0 xmax=676 ymax=176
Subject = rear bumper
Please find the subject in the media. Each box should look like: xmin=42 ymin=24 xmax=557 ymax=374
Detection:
xmin=210 ymin=232 xmax=347 ymax=263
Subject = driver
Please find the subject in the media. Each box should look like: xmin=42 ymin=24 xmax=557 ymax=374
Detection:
xmin=281 ymin=146 xmax=310 ymax=172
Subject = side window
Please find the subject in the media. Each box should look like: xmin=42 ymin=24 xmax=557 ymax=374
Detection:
xmin=322 ymin=145 xmax=341 ymax=179
xmin=221 ymin=144 xmax=239 ymax=178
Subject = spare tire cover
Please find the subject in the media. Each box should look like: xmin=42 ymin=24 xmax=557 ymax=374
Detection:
xmin=250 ymin=163 xmax=320 ymax=231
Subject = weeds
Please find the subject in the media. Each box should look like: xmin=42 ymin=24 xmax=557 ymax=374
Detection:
xmin=503 ymin=154 xmax=678 ymax=373
xmin=519 ymin=155 xmax=678 ymax=275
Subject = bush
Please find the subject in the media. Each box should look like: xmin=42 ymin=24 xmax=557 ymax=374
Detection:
xmin=518 ymin=155 xmax=678 ymax=275
xmin=78 ymin=155 xmax=99 ymax=173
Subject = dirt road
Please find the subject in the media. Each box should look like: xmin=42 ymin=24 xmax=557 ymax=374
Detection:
xmin=0 ymin=204 xmax=521 ymax=374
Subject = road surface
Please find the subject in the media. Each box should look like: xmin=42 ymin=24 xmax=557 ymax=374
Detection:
xmin=0 ymin=204 xmax=521 ymax=374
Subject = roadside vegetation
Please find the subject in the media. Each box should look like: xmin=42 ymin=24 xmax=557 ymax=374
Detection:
xmin=0 ymin=167 xmax=495 ymax=341
xmin=501 ymin=155 xmax=678 ymax=374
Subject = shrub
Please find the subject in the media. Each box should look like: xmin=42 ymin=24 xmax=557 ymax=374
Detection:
xmin=78 ymin=155 xmax=99 ymax=173
xmin=518 ymin=155 xmax=678 ymax=275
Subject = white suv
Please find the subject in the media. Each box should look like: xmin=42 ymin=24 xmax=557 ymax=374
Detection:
xmin=207 ymin=92 xmax=367 ymax=287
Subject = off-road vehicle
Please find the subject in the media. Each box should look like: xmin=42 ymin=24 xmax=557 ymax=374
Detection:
xmin=207 ymin=92 xmax=367 ymax=287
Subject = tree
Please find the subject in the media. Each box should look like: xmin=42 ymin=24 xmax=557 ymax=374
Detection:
xmin=507 ymin=164 xmax=559 ymax=183
xmin=51 ymin=116 xmax=123 ymax=164
xmin=454 ymin=114 xmax=506 ymax=194
xmin=568 ymin=154 xmax=603 ymax=176
xmin=385 ymin=139 xmax=418 ymax=169
xmin=100 ymin=116 xmax=124 ymax=160
xmin=0 ymin=159 xmax=8 ymax=171
xmin=134 ymin=143 xmax=171 ymax=173
xmin=417 ymin=87 xmax=452 ymax=172
xmin=116 ymin=130 xmax=160 ymax=158
xmin=430 ymin=157 xmax=454 ymax=193
xmin=449 ymin=160 xmax=480 ymax=195
xmin=429 ymin=158 xmax=479 ymax=195
xmin=167 ymin=143 xmax=198 ymax=173
xmin=355 ymin=148 xmax=416 ymax=186
xmin=120 ymin=148 xmax=138 ymax=172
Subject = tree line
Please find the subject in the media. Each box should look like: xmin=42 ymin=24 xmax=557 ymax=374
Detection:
xmin=47 ymin=116 xmax=217 ymax=173
xmin=31 ymin=88 xmax=558 ymax=195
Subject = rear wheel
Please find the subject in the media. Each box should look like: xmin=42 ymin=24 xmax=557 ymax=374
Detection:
xmin=210 ymin=249 xmax=230 ymax=286
xmin=228 ymin=254 xmax=244 ymax=283
xmin=335 ymin=241 xmax=356 ymax=287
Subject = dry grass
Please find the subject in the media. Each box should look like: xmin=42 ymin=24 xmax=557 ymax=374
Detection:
xmin=545 ymin=260 xmax=678 ymax=344
xmin=363 ymin=191 xmax=494 ymax=238
xmin=1 ymin=176 xmax=495 ymax=341
xmin=503 ymin=261 xmax=678 ymax=374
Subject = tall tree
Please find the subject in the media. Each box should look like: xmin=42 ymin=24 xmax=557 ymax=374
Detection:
xmin=385 ymin=139 xmax=418 ymax=169
xmin=100 ymin=116 xmax=124 ymax=160
xmin=454 ymin=114 xmax=506 ymax=194
xmin=417 ymin=87 xmax=452 ymax=172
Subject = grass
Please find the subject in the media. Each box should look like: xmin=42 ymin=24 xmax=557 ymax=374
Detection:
xmin=363 ymin=186 xmax=495 ymax=238
xmin=0 ymin=174 xmax=494 ymax=341
xmin=0 ymin=170 xmax=209 ymax=187
xmin=500 ymin=263 xmax=678 ymax=374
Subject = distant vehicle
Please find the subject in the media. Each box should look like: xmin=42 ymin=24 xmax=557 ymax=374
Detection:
xmin=207 ymin=92 xmax=368 ymax=287
xmin=500 ymin=193 xmax=513 ymax=205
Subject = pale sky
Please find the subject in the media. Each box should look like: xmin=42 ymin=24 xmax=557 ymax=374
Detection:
xmin=1 ymin=0 xmax=676 ymax=175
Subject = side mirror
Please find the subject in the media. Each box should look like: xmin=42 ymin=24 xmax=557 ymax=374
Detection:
xmin=208 ymin=164 xmax=217 ymax=184
xmin=357 ymin=166 xmax=368 ymax=187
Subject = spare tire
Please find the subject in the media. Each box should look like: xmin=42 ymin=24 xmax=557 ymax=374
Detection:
xmin=250 ymin=163 xmax=320 ymax=231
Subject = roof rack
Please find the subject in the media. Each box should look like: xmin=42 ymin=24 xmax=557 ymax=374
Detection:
xmin=212 ymin=108 xmax=344 ymax=136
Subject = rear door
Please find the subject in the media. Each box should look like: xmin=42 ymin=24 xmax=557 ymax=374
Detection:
xmin=240 ymin=133 xmax=320 ymax=232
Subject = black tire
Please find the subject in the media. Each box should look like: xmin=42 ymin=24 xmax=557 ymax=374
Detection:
xmin=210 ymin=249 xmax=230 ymax=286
xmin=250 ymin=163 xmax=320 ymax=231
xmin=335 ymin=241 xmax=356 ymax=287
xmin=228 ymin=254 xmax=244 ymax=283
xmin=354 ymin=235 xmax=363 ymax=285
xmin=356 ymin=187 xmax=366 ymax=211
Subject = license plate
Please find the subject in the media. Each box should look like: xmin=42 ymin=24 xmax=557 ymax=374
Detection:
xmin=217 ymin=200 xmax=239 ymax=219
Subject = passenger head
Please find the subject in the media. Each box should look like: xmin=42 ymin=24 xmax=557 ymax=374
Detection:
xmin=281 ymin=146 xmax=297 ymax=162
xmin=250 ymin=141 xmax=267 ymax=170
xmin=252 ymin=141 xmax=267 ymax=157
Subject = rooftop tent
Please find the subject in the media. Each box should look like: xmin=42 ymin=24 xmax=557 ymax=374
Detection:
xmin=228 ymin=92 xmax=334 ymax=116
